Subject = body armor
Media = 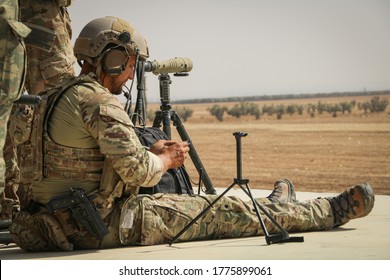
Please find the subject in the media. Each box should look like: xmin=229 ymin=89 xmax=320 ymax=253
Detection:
xmin=18 ymin=75 xmax=104 ymax=183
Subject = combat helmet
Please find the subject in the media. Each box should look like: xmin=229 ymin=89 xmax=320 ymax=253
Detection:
xmin=74 ymin=16 xmax=149 ymax=70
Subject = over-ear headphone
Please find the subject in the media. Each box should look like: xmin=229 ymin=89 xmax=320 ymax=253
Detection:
xmin=102 ymin=48 xmax=128 ymax=75
xmin=101 ymin=31 xmax=132 ymax=75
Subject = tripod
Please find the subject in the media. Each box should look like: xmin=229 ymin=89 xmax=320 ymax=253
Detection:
xmin=169 ymin=131 xmax=304 ymax=245
xmin=152 ymin=73 xmax=216 ymax=195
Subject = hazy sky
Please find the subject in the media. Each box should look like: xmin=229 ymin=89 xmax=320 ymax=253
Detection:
xmin=68 ymin=0 xmax=390 ymax=102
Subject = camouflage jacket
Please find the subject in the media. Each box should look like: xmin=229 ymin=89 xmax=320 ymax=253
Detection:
xmin=18 ymin=73 xmax=163 ymax=204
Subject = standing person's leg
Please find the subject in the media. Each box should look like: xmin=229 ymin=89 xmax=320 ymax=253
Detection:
xmin=0 ymin=0 xmax=29 ymax=215
xmin=2 ymin=0 xmax=76 ymax=214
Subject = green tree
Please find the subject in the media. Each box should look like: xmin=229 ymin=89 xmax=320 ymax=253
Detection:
xmin=296 ymin=104 xmax=304 ymax=115
xmin=329 ymin=104 xmax=342 ymax=117
xmin=275 ymin=104 xmax=286 ymax=120
xmin=317 ymin=101 xmax=327 ymax=114
xmin=339 ymin=102 xmax=352 ymax=114
xmin=361 ymin=102 xmax=370 ymax=113
xmin=262 ymin=104 xmax=274 ymax=116
xmin=226 ymin=102 xmax=261 ymax=119
xmin=307 ymin=103 xmax=316 ymax=117
xmin=370 ymin=96 xmax=389 ymax=112
xmin=208 ymin=104 xmax=227 ymax=121
xmin=286 ymin=104 xmax=297 ymax=115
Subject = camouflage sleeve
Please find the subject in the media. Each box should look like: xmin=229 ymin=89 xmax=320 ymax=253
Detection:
xmin=78 ymin=85 xmax=163 ymax=187
xmin=20 ymin=0 xmax=75 ymax=95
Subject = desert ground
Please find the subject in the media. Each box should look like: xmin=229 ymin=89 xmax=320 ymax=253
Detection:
xmin=147 ymin=94 xmax=390 ymax=195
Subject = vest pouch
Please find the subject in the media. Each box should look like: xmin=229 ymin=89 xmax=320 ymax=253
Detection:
xmin=9 ymin=104 xmax=34 ymax=145
xmin=18 ymin=142 xmax=36 ymax=181
xmin=18 ymin=95 xmax=48 ymax=181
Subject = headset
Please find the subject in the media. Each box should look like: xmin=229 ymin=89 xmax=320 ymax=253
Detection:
xmin=102 ymin=48 xmax=129 ymax=75
xmin=101 ymin=30 xmax=134 ymax=76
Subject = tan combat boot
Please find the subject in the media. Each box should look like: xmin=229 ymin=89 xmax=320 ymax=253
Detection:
xmin=267 ymin=178 xmax=297 ymax=203
xmin=327 ymin=183 xmax=375 ymax=227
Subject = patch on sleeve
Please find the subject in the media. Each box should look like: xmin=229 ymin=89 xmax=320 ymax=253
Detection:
xmin=99 ymin=104 xmax=133 ymax=126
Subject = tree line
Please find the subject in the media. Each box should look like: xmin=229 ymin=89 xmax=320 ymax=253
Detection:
xmin=174 ymin=90 xmax=390 ymax=104
xmin=144 ymin=96 xmax=388 ymax=122
xmin=207 ymin=96 xmax=389 ymax=121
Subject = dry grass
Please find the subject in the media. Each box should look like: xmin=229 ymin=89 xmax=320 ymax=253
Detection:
xmin=147 ymin=95 xmax=390 ymax=195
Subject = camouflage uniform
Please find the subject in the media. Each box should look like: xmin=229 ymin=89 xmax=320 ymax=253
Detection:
xmin=0 ymin=116 xmax=21 ymax=219
xmin=8 ymin=71 xmax=336 ymax=251
xmin=0 ymin=0 xmax=30 ymax=214
xmin=10 ymin=185 xmax=335 ymax=251
xmin=6 ymin=10 xmax=338 ymax=251
xmin=10 ymin=72 xmax=165 ymax=251
xmin=20 ymin=0 xmax=75 ymax=95
xmin=5 ymin=11 xmax=375 ymax=251
xmin=117 ymin=194 xmax=334 ymax=246
xmin=1 ymin=0 xmax=75 ymax=217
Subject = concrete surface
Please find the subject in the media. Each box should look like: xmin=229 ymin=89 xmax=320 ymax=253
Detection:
xmin=1 ymin=188 xmax=389 ymax=260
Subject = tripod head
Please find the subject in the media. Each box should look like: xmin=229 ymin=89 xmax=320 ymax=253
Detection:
xmin=126 ymin=57 xmax=192 ymax=127
xmin=233 ymin=131 xmax=248 ymax=139
xmin=158 ymin=74 xmax=173 ymax=111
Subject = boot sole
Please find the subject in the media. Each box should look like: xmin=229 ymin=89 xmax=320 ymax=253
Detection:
xmin=356 ymin=183 xmax=375 ymax=217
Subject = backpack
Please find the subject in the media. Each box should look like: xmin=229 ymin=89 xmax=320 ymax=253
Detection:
xmin=134 ymin=127 xmax=194 ymax=195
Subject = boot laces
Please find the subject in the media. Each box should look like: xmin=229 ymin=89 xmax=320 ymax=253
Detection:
xmin=332 ymin=188 xmax=359 ymax=222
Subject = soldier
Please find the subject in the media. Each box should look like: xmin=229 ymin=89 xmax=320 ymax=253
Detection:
xmin=9 ymin=16 xmax=375 ymax=251
xmin=0 ymin=0 xmax=30 ymax=217
xmin=1 ymin=0 xmax=76 ymax=219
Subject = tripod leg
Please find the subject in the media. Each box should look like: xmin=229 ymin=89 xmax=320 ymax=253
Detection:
xmin=172 ymin=112 xmax=216 ymax=195
xmin=239 ymin=184 xmax=272 ymax=239
xmin=240 ymin=183 xmax=304 ymax=244
xmin=152 ymin=111 xmax=162 ymax=129
xmin=169 ymin=182 xmax=235 ymax=246
xmin=240 ymin=185 xmax=287 ymax=235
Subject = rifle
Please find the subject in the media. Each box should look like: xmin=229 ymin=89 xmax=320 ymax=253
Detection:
xmin=46 ymin=188 xmax=109 ymax=239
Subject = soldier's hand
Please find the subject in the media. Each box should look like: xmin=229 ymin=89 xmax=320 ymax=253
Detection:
xmin=157 ymin=140 xmax=190 ymax=170
xmin=149 ymin=140 xmax=175 ymax=155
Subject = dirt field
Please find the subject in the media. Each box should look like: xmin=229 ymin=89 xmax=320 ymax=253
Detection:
xmin=149 ymin=94 xmax=390 ymax=195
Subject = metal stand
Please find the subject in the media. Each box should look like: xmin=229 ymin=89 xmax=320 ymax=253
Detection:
xmin=152 ymin=74 xmax=216 ymax=195
xmin=169 ymin=131 xmax=304 ymax=246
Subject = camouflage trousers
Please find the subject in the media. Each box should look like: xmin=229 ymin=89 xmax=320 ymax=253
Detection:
xmin=0 ymin=102 xmax=12 ymax=196
xmin=10 ymin=193 xmax=334 ymax=251
xmin=0 ymin=104 xmax=33 ymax=219
xmin=116 ymin=194 xmax=334 ymax=246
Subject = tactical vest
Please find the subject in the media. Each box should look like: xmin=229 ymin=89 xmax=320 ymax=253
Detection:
xmin=18 ymin=75 xmax=104 ymax=183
